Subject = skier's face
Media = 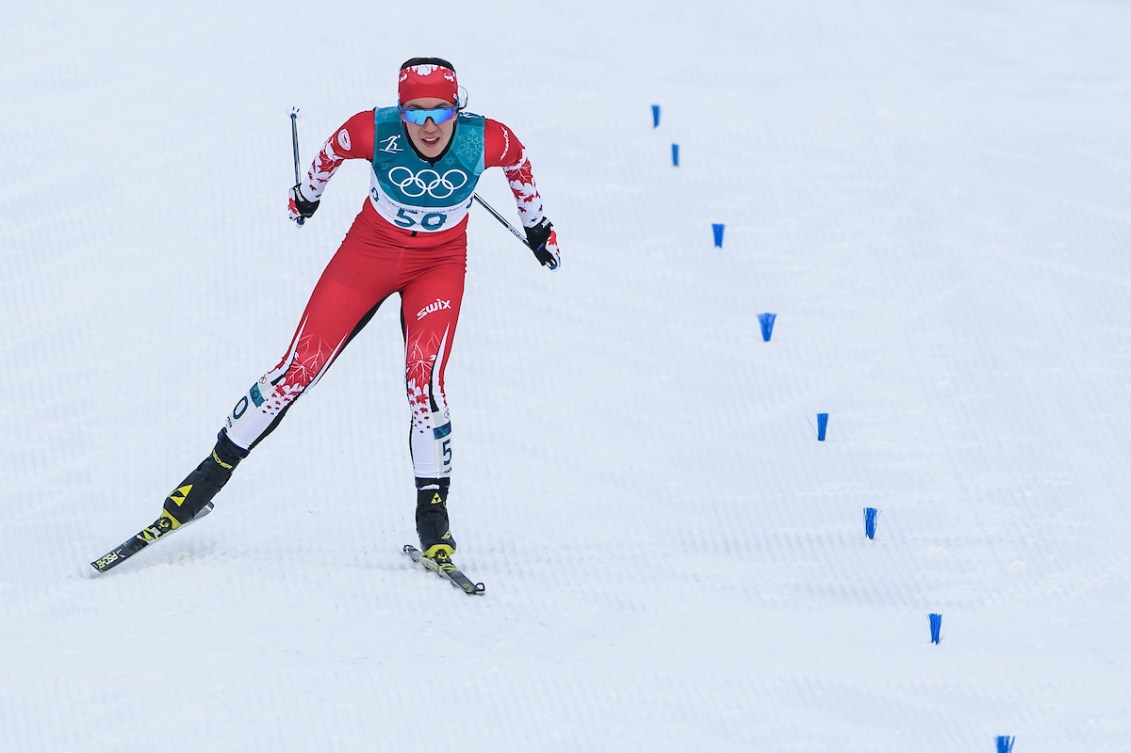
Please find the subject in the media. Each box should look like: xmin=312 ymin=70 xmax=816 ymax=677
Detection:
xmin=401 ymin=97 xmax=457 ymax=158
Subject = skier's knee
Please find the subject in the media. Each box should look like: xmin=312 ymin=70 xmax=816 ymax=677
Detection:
xmin=224 ymin=375 xmax=295 ymax=449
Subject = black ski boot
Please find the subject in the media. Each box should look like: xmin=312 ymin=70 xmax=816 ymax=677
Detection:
xmin=415 ymin=480 xmax=456 ymax=560
xmin=160 ymin=430 xmax=249 ymax=530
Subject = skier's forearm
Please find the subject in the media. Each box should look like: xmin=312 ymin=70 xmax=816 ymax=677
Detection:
xmin=503 ymin=153 xmax=545 ymax=229
xmin=300 ymin=138 xmax=346 ymax=202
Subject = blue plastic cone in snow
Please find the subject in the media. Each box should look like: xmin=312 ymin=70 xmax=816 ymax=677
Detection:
xmin=671 ymin=143 xmax=680 ymax=166
xmin=929 ymin=613 xmax=943 ymax=644
xmin=712 ymin=223 xmax=725 ymax=248
xmin=864 ymin=507 xmax=878 ymax=539
xmin=758 ymin=313 xmax=776 ymax=342
xmin=652 ymin=104 xmax=661 ymax=128
xmin=816 ymin=412 xmax=829 ymax=441
xmin=996 ymin=736 xmax=1015 ymax=753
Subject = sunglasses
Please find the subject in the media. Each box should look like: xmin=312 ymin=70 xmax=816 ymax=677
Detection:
xmin=400 ymin=105 xmax=458 ymax=126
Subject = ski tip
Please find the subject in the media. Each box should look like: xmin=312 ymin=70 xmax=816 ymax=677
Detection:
xmin=452 ymin=579 xmax=486 ymax=595
xmin=88 ymin=558 xmax=114 ymax=575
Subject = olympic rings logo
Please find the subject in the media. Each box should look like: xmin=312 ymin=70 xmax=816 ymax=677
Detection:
xmin=387 ymin=167 xmax=468 ymax=199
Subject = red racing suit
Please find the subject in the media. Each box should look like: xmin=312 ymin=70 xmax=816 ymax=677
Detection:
xmin=222 ymin=108 xmax=548 ymax=487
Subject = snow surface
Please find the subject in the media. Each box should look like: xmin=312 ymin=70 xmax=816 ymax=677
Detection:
xmin=3 ymin=1 xmax=1130 ymax=751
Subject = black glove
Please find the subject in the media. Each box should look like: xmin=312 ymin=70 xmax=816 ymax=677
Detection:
xmin=289 ymin=184 xmax=320 ymax=224
xmin=524 ymin=217 xmax=560 ymax=269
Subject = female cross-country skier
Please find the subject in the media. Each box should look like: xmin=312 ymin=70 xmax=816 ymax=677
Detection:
xmin=154 ymin=57 xmax=559 ymax=564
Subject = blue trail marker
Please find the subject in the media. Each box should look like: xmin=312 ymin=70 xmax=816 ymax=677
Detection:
xmin=712 ymin=223 xmax=725 ymax=248
xmin=864 ymin=507 xmax=878 ymax=539
xmin=929 ymin=613 xmax=943 ymax=644
xmin=652 ymin=104 xmax=661 ymax=128
xmin=758 ymin=312 xmax=776 ymax=342
xmin=671 ymin=143 xmax=680 ymax=166
xmin=816 ymin=412 xmax=829 ymax=441
xmin=996 ymin=736 xmax=1015 ymax=753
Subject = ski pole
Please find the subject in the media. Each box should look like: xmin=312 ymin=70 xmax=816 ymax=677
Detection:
xmin=290 ymin=107 xmax=304 ymax=226
xmin=472 ymin=193 xmax=530 ymax=249
xmin=473 ymin=194 xmax=559 ymax=270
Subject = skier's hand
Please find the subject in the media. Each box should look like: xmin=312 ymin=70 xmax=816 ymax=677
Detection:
xmin=524 ymin=217 xmax=560 ymax=270
xmin=288 ymin=184 xmax=320 ymax=225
